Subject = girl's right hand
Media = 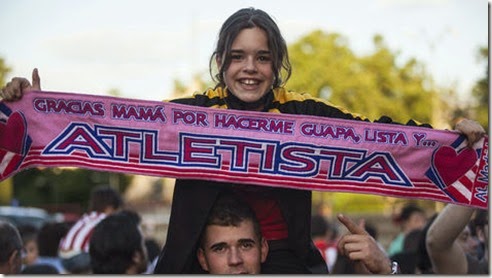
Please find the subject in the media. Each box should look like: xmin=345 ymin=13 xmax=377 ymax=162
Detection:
xmin=1 ymin=68 xmax=41 ymax=101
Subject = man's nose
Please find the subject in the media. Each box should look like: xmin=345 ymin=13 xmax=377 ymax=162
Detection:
xmin=228 ymin=248 xmax=244 ymax=266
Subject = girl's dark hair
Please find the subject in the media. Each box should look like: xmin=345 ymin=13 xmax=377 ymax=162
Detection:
xmin=209 ymin=7 xmax=292 ymax=89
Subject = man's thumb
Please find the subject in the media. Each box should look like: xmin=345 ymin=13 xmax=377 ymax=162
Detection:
xmin=32 ymin=68 xmax=41 ymax=90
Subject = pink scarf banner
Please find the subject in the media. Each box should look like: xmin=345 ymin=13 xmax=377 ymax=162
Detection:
xmin=0 ymin=91 xmax=488 ymax=209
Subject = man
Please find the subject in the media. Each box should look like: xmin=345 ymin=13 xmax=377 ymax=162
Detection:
xmin=426 ymin=204 xmax=488 ymax=274
xmin=34 ymin=222 xmax=70 ymax=273
xmin=89 ymin=210 xmax=148 ymax=274
xmin=387 ymin=203 xmax=427 ymax=256
xmin=0 ymin=220 xmax=23 ymax=274
xmin=58 ymin=184 xmax=123 ymax=273
xmin=336 ymin=214 xmax=399 ymax=274
xmin=311 ymin=214 xmax=338 ymax=272
xmin=196 ymin=191 xmax=268 ymax=274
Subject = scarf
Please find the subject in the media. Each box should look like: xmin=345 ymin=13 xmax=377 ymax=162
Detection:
xmin=0 ymin=91 xmax=487 ymax=209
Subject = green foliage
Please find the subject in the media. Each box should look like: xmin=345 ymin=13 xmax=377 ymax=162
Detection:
xmin=288 ymin=31 xmax=457 ymax=212
xmin=287 ymin=30 xmax=443 ymax=125
xmin=12 ymin=168 xmax=132 ymax=210
xmin=171 ymin=72 xmax=215 ymax=97
xmin=471 ymin=46 xmax=489 ymax=130
xmin=107 ymin=88 xmax=122 ymax=97
xmin=0 ymin=58 xmax=12 ymax=88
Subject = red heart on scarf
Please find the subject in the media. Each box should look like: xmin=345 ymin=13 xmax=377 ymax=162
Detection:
xmin=433 ymin=146 xmax=477 ymax=187
xmin=0 ymin=112 xmax=27 ymax=154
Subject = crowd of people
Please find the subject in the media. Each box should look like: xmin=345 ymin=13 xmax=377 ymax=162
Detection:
xmin=310 ymin=203 xmax=488 ymax=275
xmin=0 ymin=6 xmax=487 ymax=275
xmin=0 ymin=198 xmax=488 ymax=275
xmin=0 ymin=185 xmax=158 ymax=274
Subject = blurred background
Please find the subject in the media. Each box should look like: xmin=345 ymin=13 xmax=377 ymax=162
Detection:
xmin=0 ymin=0 xmax=488 ymax=249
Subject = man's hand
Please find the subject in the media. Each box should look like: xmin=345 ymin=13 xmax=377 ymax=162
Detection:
xmin=337 ymin=214 xmax=392 ymax=274
xmin=0 ymin=68 xmax=41 ymax=101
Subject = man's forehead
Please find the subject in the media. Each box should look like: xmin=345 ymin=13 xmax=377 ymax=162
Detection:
xmin=204 ymin=222 xmax=257 ymax=244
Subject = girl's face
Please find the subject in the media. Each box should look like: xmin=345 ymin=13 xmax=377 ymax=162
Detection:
xmin=23 ymin=239 xmax=39 ymax=266
xmin=218 ymin=27 xmax=274 ymax=108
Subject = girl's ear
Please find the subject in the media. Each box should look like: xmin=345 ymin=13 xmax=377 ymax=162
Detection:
xmin=216 ymin=56 xmax=223 ymax=70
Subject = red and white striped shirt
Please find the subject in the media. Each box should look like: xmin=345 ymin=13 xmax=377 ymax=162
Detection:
xmin=58 ymin=211 xmax=107 ymax=258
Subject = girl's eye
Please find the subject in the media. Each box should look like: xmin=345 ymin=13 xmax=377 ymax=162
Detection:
xmin=258 ymin=55 xmax=271 ymax=62
xmin=230 ymin=54 xmax=243 ymax=60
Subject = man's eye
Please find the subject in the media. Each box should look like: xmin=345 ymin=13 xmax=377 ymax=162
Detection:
xmin=211 ymin=246 xmax=226 ymax=253
xmin=240 ymin=242 xmax=254 ymax=249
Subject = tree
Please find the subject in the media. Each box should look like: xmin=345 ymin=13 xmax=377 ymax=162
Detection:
xmin=470 ymin=46 xmax=488 ymax=130
xmin=12 ymin=168 xmax=132 ymax=211
xmin=287 ymin=31 xmax=447 ymax=126
xmin=286 ymin=31 xmax=458 ymax=213
xmin=0 ymin=57 xmax=11 ymax=88
xmin=0 ymin=58 xmax=13 ymax=204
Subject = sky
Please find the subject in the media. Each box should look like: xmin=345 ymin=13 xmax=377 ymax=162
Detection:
xmin=0 ymin=0 xmax=488 ymax=102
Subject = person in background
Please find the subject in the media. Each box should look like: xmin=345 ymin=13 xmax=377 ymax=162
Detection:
xmin=17 ymin=224 xmax=40 ymax=269
xmin=34 ymin=221 xmax=70 ymax=273
xmin=196 ymin=191 xmax=268 ymax=274
xmin=413 ymin=214 xmax=438 ymax=274
xmin=455 ymin=219 xmax=480 ymax=259
xmin=0 ymin=7 xmax=485 ymax=275
xmin=470 ymin=209 xmax=488 ymax=261
xmin=390 ymin=229 xmax=422 ymax=274
xmin=144 ymin=238 xmax=162 ymax=273
xmin=310 ymin=214 xmax=338 ymax=273
xmin=426 ymin=204 xmax=488 ymax=274
xmin=20 ymin=263 xmax=59 ymax=274
xmin=0 ymin=220 xmax=23 ymax=274
xmin=58 ymin=184 xmax=124 ymax=274
xmin=89 ymin=209 xmax=148 ymax=274
xmin=387 ymin=203 xmax=427 ymax=256
xmin=332 ymin=215 xmax=398 ymax=274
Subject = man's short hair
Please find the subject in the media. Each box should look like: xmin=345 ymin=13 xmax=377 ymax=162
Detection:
xmin=397 ymin=203 xmax=424 ymax=222
xmin=199 ymin=191 xmax=261 ymax=248
xmin=89 ymin=210 xmax=143 ymax=274
xmin=88 ymin=185 xmax=123 ymax=212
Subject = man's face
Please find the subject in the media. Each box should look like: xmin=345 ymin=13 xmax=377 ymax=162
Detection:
xmin=197 ymin=220 xmax=268 ymax=274
xmin=404 ymin=212 xmax=426 ymax=232
xmin=457 ymin=225 xmax=480 ymax=257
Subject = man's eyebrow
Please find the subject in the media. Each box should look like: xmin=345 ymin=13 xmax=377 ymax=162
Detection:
xmin=209 ymin=242 xmax=227 ymax=250
xmin=238 ymin=238 xmax=256 ymax=244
